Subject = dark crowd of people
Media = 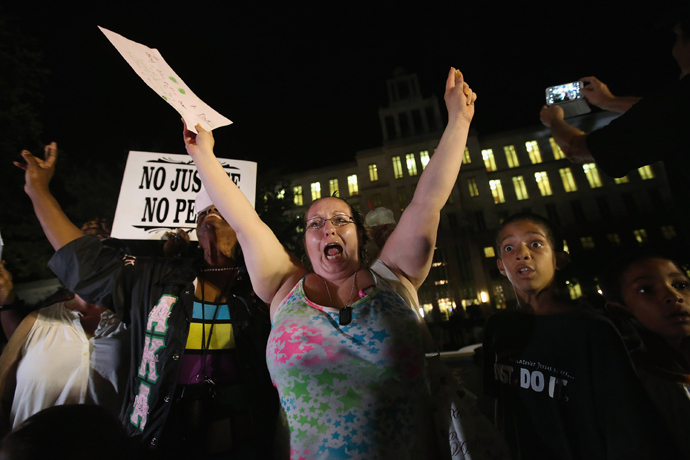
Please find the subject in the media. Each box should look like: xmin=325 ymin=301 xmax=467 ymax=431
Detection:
xmin=0 ymin=5 xmax=689 ymax=460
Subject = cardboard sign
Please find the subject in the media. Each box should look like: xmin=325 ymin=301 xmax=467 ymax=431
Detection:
xmin=111 ymin=151 xmax=256 ymax=240
xmin=99 ymin=26 xmax=231 ymax=133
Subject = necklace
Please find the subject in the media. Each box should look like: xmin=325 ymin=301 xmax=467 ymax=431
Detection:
xmin=320 ymin=270 xmax=358 ymax=326
xmin=196 ymin=269 xmax=234 ymax=397
xmin=202 ymin=266 xmax=239 ymax=272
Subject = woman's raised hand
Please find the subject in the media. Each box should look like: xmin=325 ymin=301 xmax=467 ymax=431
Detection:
xmin=182 ymin=120 xmax=215 ymax=157
xmin=444 ymin=67 xmax=476 ymax=124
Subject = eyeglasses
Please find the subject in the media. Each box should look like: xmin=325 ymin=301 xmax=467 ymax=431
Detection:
xmin=305 ymin=215 xmax=354 ymax=230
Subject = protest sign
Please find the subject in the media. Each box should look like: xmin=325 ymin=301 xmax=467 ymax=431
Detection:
xmin=99 ymin=26 xmax=231 ymax=133
xmin=111 ymin=151 xmax=256 ymax=241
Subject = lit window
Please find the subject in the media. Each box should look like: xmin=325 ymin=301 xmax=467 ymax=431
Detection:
xmin=405 ymin=153 xmax=418 ymax=176
xmin=468 ymin=177 xmax=479 ymax=197
xmin=504 ymin=145 xmax=520 ymax=168
xmin=582 ymin=163 xmax=603 ymax=188
xmin=480 ymin=291 xmax=489 ymax=303
xmin=293 ymin=185 xmax=303 ymax=206
xmin=512 ymin=176 xmax=529 ymax=200
xmin=607 ymin=233 xmax=621 ymax=245
xmin=634 ymin=229 xmax=648 ymax=244
xmin=368 ymin=164 xmax=378 ymax=182
xmin=437 ymin=298 xmax=456 ymax=317
xmin=310 ymin=182 xmax=321 ymax=201
xmin=347 ymin=175 xmax=359 ymax=196
xmin=462 ymin=147 xmax=471 ymax=164
xmin=526 ymin=141 xmax=542 ymax=164
xmin=614 ymin=176 xmax=629 ymax=184
xmin=567 ymin=281 xmax=583 ymax=299
xmin=661 ymin=226 xmax=677 ymax=240
xmin=392 ymin=156 xmax=403 ymax=179
xmin=420 ymin=150 xmax=430 ymax=169
xmin=277 ymin=189 xmax=285 ymax=199
xmin=489 ymin=179 xmax=506 ymax=204
xmin=580 ymin=236 xmax=595 ymax=249
xmin=562 ymin=239 xmax=569 ymax=253
xmin=534 ymin=171 xmax=552 ymax=196
xmin=329 ymin=178 xmax=339 ymax=197
xmin=482 ymin=149 xmax=497 ymax=172
xmin=559 ymin=167 xmax=578 ymax=192
xmin=484 ymin=247 xmax=496 ymax=258
xmin=638 ymin=165 xmax=655 ymax=180
xmin=549 ymin=138 xmax=565 ymax=160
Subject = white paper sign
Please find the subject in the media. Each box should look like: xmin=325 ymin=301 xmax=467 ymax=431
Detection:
xmin=99 ymin=26 xmax=231 ymax=133
xmin=111 ymin=151 xmax=256 ymax=241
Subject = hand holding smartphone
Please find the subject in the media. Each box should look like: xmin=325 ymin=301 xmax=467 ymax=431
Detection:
xmin=545 ymin=81 xmax=591 ymax=118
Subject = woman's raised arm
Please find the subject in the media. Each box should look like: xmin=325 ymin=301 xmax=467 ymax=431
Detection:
xmin=183 ymin=122 xmax=305 ymax=306
xmin=379 ymin=68 xmax=475 ymax=289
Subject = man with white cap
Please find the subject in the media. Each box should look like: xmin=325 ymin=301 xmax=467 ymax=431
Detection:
xmin=14 ymin=142 xmax=279 ymax=459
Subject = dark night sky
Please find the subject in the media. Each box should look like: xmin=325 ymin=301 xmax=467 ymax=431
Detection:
xmin=2 ymin=1 xmax=685 ymax=174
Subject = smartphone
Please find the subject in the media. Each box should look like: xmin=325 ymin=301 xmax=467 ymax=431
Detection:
xmin=545 ymin=81 xmax=583 ymax=105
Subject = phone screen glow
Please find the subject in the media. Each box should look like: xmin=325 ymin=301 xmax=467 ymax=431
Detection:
xmin=546 ymin=82 xmax=582 ymax=104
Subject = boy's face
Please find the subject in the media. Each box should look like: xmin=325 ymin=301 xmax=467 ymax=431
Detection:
xmin=617 ymin=258 xmax=690 ymax=342
xmin=496 ymin=220 xmax=559 ymax=295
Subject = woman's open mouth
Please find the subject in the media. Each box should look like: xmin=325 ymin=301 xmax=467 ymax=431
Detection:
xmin=324 ymin=243 xmax=343 ymax=260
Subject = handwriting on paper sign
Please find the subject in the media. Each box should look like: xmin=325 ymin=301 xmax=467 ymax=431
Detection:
xmin=99 ymin=26 xmax=231 ymax=133
xmin=122 ymin=50 xmax=216 ymax=129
